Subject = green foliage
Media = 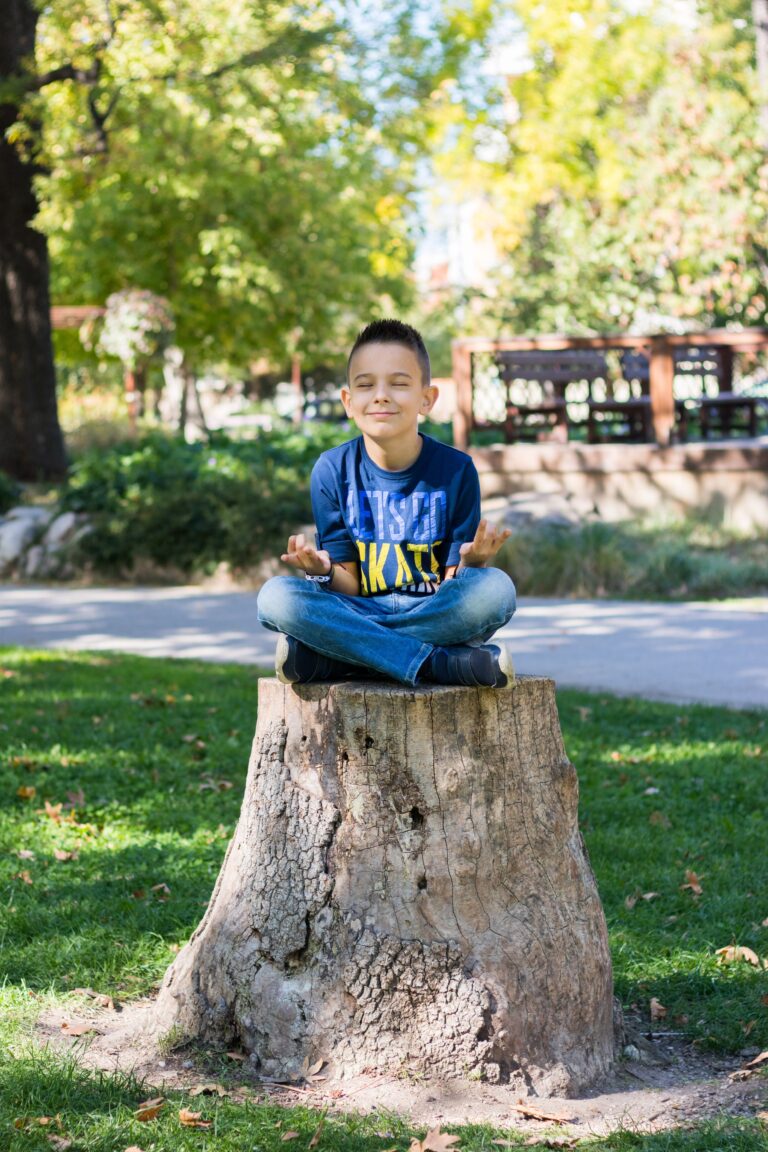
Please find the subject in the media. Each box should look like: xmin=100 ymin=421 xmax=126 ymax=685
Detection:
xmin=19 ymin=0 xmax=489 ymax=373
xmin=60 ymin=426 xmax=350 ymax=575
xmin=495 ymin=518 xmax=768 ymax=600
xmin=0 ymin=471 xmax=22 ymax=514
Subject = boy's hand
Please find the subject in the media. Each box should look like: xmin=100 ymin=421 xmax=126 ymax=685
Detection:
xmin=281 ymin=533 xmax=333 ymax=576
xmin=457 ymin=520 xmax=511 ymax=569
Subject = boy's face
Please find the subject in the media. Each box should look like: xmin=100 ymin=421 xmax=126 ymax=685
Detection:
xmin=342 ymin=342 xmax=437 ymax=443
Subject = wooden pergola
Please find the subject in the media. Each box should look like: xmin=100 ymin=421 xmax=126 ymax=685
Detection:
xmin=451 ymin=328 xmax=768 ymax=448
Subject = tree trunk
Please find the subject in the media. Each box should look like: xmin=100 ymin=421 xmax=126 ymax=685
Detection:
xmin=141 ymin=677 xmax=617 ymax=1096
xmin=0 ymin=0 xmax=67 ymax=481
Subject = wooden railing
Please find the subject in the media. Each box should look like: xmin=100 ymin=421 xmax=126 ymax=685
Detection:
xmin=451 ymin=329 xmax=768 ymax=448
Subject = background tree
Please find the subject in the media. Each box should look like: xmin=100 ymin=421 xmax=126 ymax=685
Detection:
xmin=0 ymin=0 xmax=67 ymax=481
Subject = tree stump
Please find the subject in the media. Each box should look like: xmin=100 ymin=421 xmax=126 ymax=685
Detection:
xmin=148 ymin=677 xmax=617 ymax=1095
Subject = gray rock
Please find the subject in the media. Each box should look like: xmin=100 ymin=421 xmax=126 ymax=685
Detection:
xmin=22 ymin=545 xmax=47 ymax=578
xmin=0 ymin=518 xmax=38 ymax=573
xmin=6 ymin=506 xmax=55 ymax=526
xmin=44 ymin=512 xmax=78 ymax=549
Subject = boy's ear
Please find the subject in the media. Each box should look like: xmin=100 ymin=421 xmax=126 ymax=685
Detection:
xmin=420 ymin=383 xmax=439 ymax=415
xmin=340 ymin=385 xmax=352 ymax=416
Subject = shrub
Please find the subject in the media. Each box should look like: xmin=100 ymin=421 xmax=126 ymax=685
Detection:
xmin=61 ymin=425 xmax=350 ymax=576
xmin=0 ymin=471 xmax=21 ymax=515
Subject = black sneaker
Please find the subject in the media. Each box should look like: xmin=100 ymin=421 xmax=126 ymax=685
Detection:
xmin=275 ymin=634 xmax=361 ymax=684
xmin=421 ymin=643 xmax=514 ymax=688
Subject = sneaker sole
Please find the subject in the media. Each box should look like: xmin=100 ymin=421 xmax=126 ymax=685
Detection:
xmin=496 ymin=643 xmax=515 ymax=688
xmin=275 ymin=634 xmax=295 ymax=684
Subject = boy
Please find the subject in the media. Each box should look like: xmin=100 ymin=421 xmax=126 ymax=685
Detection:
xmin=257 ymin=319 xmax=516 ymax=686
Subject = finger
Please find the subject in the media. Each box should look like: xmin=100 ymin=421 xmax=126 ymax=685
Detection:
xmin=294 ymin=533 xmax=306 ymax=552
xmin=287 ymin=536 xmax=297 ymax=554
xmin=474 ymin=519 xmax=488 ymax=544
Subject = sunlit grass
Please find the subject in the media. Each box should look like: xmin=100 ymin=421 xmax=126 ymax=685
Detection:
xmin=1 ymin=648 xmax=766 ymax=1150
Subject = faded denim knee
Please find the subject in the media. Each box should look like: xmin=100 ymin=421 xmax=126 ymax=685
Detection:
xmin=453 ymin=566 xmax=516 ymax=636
xmin=256 ymin=575 xmax=308 ymax=634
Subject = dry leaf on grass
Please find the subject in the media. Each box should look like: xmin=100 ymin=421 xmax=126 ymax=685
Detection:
xmin=189 ymin=1083 xmax=230 ymax=1097
xmin=715 ymin=945 xmax=760 ymax=966
xmin=649 ymin=998 xmax=667 ymax=1021
xmin=757 ymin=1112 xmax=768 ymax=1125
xmin=60 ymin=1020 xmax=99 ymax=1036
xmin=47 ymin=1135 xmax=72 ymax=1150
xmin=16 ymin=849 xmax=35 ymax=859
xmin=179 ymin=1108 xmax=212 ymax=1129
xmin=281 ymin=1132 xmax=301 ymax=1142
xmin=226 ymin=1050 xmax=246 ymax=1061
xmin=680 ymin=870 xmax=703 ymax=897
xmin=512 ymin=1103 xmax=573 ymax=1124
xmin=16 ymin=785 xmax=36 ymax=799
xmin=124 ymin=1146 xmax=147 ymax=1152
xmin=135 ymin=1097 xmax=165 ymax=1122
xmin=410 ymin=1126 xmax=461 ymax=1152
xmin=53 ymin=849 xmax=78 ymax=862
xmin=13 ymin=870 xmax=33 ymax=884
xmin=309 ymin=1115 xmax=326 ymax=1148
xmin=745 ymin=1051 xmax=768 ymax=1069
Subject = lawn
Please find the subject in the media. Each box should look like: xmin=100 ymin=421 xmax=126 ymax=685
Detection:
xmin=1 ymin=648 xmax=766 ymax=1150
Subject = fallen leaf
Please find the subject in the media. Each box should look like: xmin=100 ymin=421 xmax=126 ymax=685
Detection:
xmin=641 ymin=892 xmax=660 ymax=901
xmin=681 ymin=870 xmax=703 ymax=897
xmin=650 ymin=997 xmax=667 ymax=1021
xmin=131 ymin=890 xmax=146 ymax=900
xmin=649 ymin=811 xmax=671 ymax=829
xmin=643 ymin=786 xmax=660 ymax=796
xmin=758 ymin=1111 xmax=768 ymax=1125
xmin=745 ymin=1050 xmax=768 ymax=1069
xmin=42 ymin=801 xmax=63 ymax=822
xmin=13 ymin=870 xmax=33 ymax=885
xmin=16 ymin=849 xmax=35 ymax=859
xmin=179 ymin=1108 xmax=212 ymax=1129
xmin=307 ymin=1059 xmax=325 ymax=1077
xmin=16 ymin=785 xmax=36 ymax=799
xmin=411 ymin=1126 xmax=462 ymax=1152
xmin=716 ymin=945 xmax=760 ymax=966
xmin=47 ymin=1136 xmax=72 ymax=1150
xmin=577 ymin=707 xmax=591 ymax=722
xmin=309 ymin=1116 xmax=325 ymax=1148
xmin=60 ymin=1021 xmax=98 ymax=1036
xmin=65 ymin=788 xmax=85 ymax=808
xmin=761 ymin=994 xmax=768 ymax=1007
xmin=281 ymin=1132 xmax=301 ymax=1142
xmin=610 ymin=751 xmax=623 ymax=762
xmin=743 ymin=1020 xmax=757 ymax=1035
xmin=624 ymin=894 xmax=638 ymax=910
xmin=512 ymin=1104 xmax=573 ymax=1124
xmin=226 ymin=1049 xmax=245 ymax=1061
xmin=135 ymin=1097 xmax=165 ymax=1122
xmin=189 ymin=1083 xmax=230 ymax=1098
xmin=151 ymin=883 xmax=171 ymax=900
xmin=762 ymin=918 xmax=768 ymax=928
xmin=53 ymin=849 xmax=79 ymax=862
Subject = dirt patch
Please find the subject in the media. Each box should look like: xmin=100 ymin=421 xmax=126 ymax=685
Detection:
xmin=37 ymin=1000 xmax=768 ymax=1140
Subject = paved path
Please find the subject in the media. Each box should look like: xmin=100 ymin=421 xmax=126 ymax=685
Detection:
xmin=1 ymin=585 xmax=767 ymax=710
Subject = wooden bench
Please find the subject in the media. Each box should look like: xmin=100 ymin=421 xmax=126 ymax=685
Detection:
xmin=494 ymin=350 xmax=608 ymax=442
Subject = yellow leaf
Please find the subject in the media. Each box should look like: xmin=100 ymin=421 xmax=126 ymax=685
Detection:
xmin=14 ymin=870 xmax=33 ymax=885
xmin=135 ymin=1097 xmax=165 ymax=1122
xmin=650 ymin=997 xmax=667 ymax=1021
xmin=680 ymin=870 xmax=703 ymax=896
xmin=179 ymin=1108 xmax=211 ymax=1128
xmin=715 ymin=945 xmax=760 ymax=966
xmin=16 ymin=785 xmax=36 ymax=799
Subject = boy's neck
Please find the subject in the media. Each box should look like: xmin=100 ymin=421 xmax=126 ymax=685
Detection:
xmin=362 ymin=430 xmax=423 ymax=472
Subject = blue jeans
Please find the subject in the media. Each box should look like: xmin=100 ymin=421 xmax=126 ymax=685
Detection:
xmin=257 ymin=566 xmax=516 ymax=686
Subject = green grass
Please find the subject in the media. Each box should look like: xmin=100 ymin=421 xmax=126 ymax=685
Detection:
xmin=1 ymin=648 xmax=767 ymax=1150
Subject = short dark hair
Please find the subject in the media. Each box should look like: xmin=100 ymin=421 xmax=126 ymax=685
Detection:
xmin=347 ymin=318 xmax=431 ymax=386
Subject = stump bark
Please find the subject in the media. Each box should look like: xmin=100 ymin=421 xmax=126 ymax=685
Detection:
xmin=149 ymin=677 xmax=617 ymax=1095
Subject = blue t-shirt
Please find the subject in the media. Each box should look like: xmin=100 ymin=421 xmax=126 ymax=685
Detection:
xmin=311 ymin=434 xmax=481 ymax=596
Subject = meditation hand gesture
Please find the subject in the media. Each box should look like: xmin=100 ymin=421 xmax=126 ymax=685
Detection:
xmin=458 ymin=519 xmax=511 ymax=569
xmin=281 ymin=533 xmax=333 ymax=577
